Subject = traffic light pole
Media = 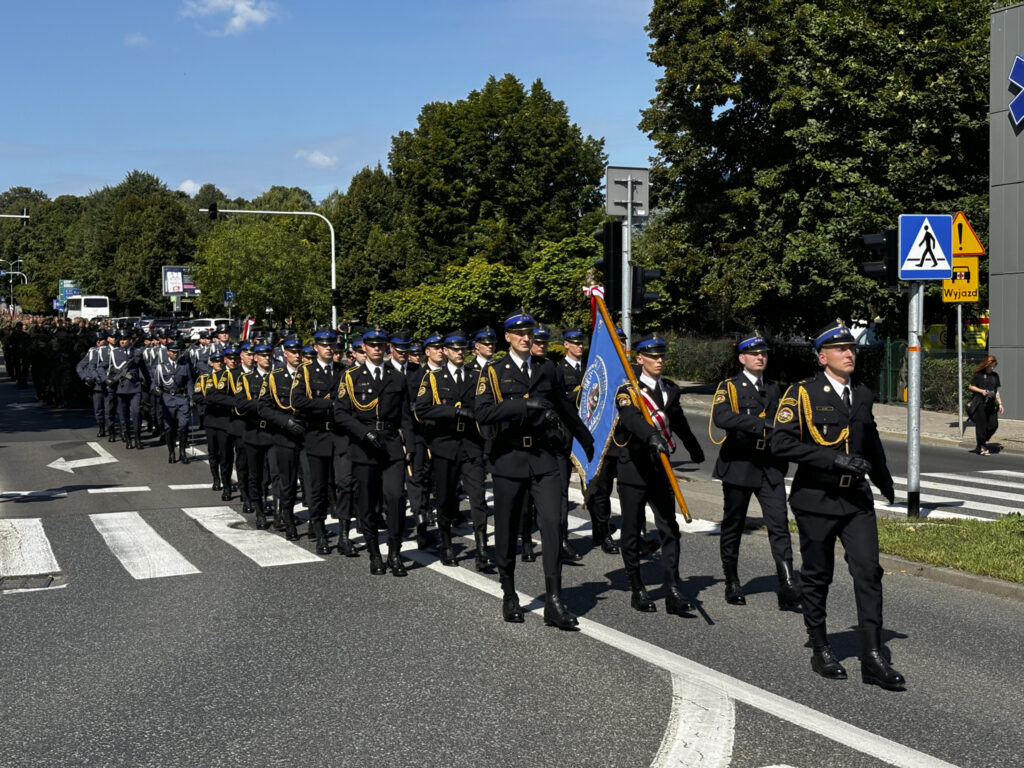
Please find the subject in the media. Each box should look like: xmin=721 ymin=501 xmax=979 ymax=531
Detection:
xmin=200 ymin=207 xmax=337 ymax=329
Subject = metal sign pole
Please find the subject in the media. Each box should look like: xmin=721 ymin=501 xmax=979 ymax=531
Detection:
xmin=621 ymin=175 xmax=633 ymax=347
xmin=907 ymin=282 xmax=922 ymax=518
xmin=957 ymin=303 xmax=964 ymax=437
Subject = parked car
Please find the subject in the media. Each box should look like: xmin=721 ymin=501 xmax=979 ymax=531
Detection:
xmin=186 ymin=317 xmax=239 ymax=340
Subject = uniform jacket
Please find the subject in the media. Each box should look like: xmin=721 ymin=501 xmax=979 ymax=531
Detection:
xmin=194 ymin=369 xmax=232 ymax=431
xmin=291 ymin=360 xmax=342 ymax=457
xmin=257 ymin=367 xmax=305 ymax=447
xmin=770 ymin=372 xmax=893 ymax=516
xmin=613 ymin=376 xmax=704 ymax=487
xmin=556 ymin=355 xmax=586 ymax=451
xmin=475 ymin=354 xmax=594 ymax=479
xmin=76 ymin=345 xmax=107 ymax=392
xmin=209 ymin=367 xmax=246 ymax=438
xmin=109 ymin=346 xmax=143 ymax=395
xmin=333 ymin=362 xmax=414 ymax=465
xmin=235 ymin=368 xmax=274 ymax=447
xmin=710 ymin=373 xmax=788 ymax=488
xmin=413 ymin=364 xmax=484 ymax=460
xmin=152 ymin=358 xmax=191 ymax=409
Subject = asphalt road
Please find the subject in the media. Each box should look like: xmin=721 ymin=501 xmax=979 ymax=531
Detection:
xmin=1 ymin=376 xmax=1022 ymax=767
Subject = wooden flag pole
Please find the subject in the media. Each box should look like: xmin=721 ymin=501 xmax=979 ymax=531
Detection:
xmin=593 ymin=295 xmax=692 ymax=523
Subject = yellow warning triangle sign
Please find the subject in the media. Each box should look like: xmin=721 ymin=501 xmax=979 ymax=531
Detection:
xmin=951 ymin=211 xmax=985 ymax=256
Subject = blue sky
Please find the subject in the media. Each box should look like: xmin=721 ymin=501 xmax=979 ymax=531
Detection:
xmin=2 ymin=0 xmax=658 ymax=203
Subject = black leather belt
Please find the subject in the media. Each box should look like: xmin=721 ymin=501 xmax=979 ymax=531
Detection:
xmin=808 ymin=472 xmax=858 ymax=489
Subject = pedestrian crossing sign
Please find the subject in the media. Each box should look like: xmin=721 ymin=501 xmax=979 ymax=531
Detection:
xmin=898 ymin=214 xmax=953 ymax=280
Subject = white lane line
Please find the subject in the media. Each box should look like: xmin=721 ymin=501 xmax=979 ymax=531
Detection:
xmin=652 ymin=672 xmax=734 ymax=768
xmin=396 ymin=544 xmax=956 ymax=768
xmin=87 ymin=486 xmax=152 ymax=494
xmin=0 ymin=489 xmax=68 ymax=500
xmin=168 ymin=484 xmax=213 ymax=490
xmin=784 ymin=484 xmax=999 ymax=521
xmin=922 ymin=473 xmax=1024 ymax=490
xmin=980 ymin=470 xmax=1024 ymax=479
xmin=89 ymin=512 xmax=200 ymax=580
xmin=182 ymin=506 xmax=322 ymax=567
xmin=0 ymin=518 xmax=61 ymax=577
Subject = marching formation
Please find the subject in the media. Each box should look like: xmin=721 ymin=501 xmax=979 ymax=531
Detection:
xmin=66 ymin=312 xmax=906 ymax=689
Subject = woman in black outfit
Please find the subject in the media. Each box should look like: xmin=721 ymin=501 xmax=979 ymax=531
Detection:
xmin=967 ymin=356 xmax=1003 ymax=455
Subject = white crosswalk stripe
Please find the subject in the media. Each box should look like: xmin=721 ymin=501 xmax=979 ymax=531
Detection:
xmin=0 ymin=518 xmax=61 ymax=578
xmin=782 ymin=471 xmax=1023 ymax=521
xmin=182 ymin=505 xmax=323 ymax=567
xmin=90 ymin=512 xmax=200 ymax=580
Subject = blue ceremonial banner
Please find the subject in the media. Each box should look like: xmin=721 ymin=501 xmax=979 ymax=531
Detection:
xmin=571 ymin=300 xmax=630 ymax=494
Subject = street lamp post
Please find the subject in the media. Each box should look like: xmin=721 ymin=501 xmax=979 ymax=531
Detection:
xmin=0 ymin=258 xmax=27 ymax=309
xmin=200 ymin=208 xmax=338 ymax=329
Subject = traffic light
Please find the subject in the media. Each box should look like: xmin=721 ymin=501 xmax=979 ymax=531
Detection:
xmin=593 ymin=221 xmax=623 ymax=313
xmin=861 ymin=228 xmax=898 ymax=289
xmin=632 ymin=266 xmax=661 ymax=310
xmin=331 ymin=288 xmax=342 ymax=306
xmin=208 ymin=202 xmax=218 ymax=220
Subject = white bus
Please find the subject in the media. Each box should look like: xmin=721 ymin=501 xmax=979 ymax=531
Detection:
xmin=66 ymin=295 xmax=110 ymax=321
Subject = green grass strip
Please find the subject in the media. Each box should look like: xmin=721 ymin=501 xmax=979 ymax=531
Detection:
xmin=875 ymin=514 xmax=1024 ymax=583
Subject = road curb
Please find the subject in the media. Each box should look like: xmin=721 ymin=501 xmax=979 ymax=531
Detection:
xmin=877 ymin=553 xmax=1024 ymax=602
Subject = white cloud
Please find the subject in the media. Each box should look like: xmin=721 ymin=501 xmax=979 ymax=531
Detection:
xmin=124 ymin=33 xmax=149 ymax=47
xmin=178 ymin=179 xmax=202 ymax=196
xmin=180 ymin=0 xmax=274 ymax=36
xmin=295 ymin=149 xmax=337 ymax=168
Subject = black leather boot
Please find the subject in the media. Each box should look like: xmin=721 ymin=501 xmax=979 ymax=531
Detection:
xmin=98 ymin=425 xmax=106 ymax=438
xmin=808 ymin=626 xmax=848 ymax=680
xmin=627 ymin=569 xmax=657 ymax=612
xmin=499 ymin=572 xmax=523 ymax=623
xmin=474 ymin=531 xmax=492 ymax=572
xmin=665 ymin=582 xmax=694 ymax=615
xmin=108 ymin=427 xmax=118 ymax=443
xmin=438 ymin=528 xmax=457 ymax=566
xmin=337 ymin=518 xmax=358 ymax=557
xmin=311 ymin=519 xmax=330 ymax=555
xmin=543 ymin=574 xmax=578 ymax=630
xmin=367 ymin=540 xmax=386 ymax=575
xmin=638 ymin=533 xmax=661 ymax=556
xmin=415 ymin=513 xmax=432 ymax=550
xmin=271 ymin=500 xmax=284 ymax=531
xmin=724 ymin=563 xmax=746 ymax=605
xmin=167 ymin=432 xmax=177 ymax=464
xmin=211 ymin=465 xmax=222 ymax=492
xmin=220 ymin=473 xmax=232 ymax=502
xmin=254 ymin=500 xmax=268 ymax=530
xmin=594 ymin=520 xmax=620 ymax=554
xmin=282 ymin=505 xmax=299 ymax=541
xmin=387 ymin=548 xmax=408 ymax=577
xmin=561 ymin=537 xmax=583 ymax=563
xmin=776 ymin=560 xmax=801 ymax=611
xmin=178 ymin=434 xmax=189 ymax=464
xmin=859 ymin=628 xmax=906 ymax=690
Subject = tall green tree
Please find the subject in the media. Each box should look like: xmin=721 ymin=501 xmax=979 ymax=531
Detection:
xmin=639 ymin=0 xmax=989 ymax=335
xmin=389 ymin=74 xmax=607 ymax=271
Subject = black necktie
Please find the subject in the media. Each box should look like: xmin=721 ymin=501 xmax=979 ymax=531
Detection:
xmin=756 ymin=379 xmax=765 ymax=397
xmin=521 ymin=362 xmax=529 ymax=379
xmin=652 ymin=385 xmax=664 ymax=409
xmin=843 ymin=387 xmax=851 ymax=409
xmin=456 ymin=368 xmax=463 ymax=386
xmin=373 ymin=367 xmax=381 ymax=384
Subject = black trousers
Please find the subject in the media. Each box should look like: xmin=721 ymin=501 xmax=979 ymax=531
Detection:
xmin=795 ymin=506 xmax=883 ymax=633
xmin=720 ymin=480 xmax=793 ymax=569
xmin=406 ymin=437 xmax=430 ymax=522
xmin=231 ymin=434 xmax=249 ymax=502
xmin=245 ymin=443 xmax=272 ymax=504
xmin=974 ymin=407 xmax=999 ymax=449
xmin=273 ymin=442 xmax=301 ymax=511
xmin=586 ymin=456 xmax=615 ymax=527
xmin=353 ymin=459 xmax=406 ymax=550
xmin=493 ymin=470 xmax=563 ymax=580
xmin=160 ymin=397 xmax=189 ymax=436
xmin=104 ymin=391 xmax=118 ymax=430
xmin=305 ymin=452 xmax=332 ymax=523
xmin=332 ymin=451 xmax=354 ymax=521
xmin=207 ymin=426 xmax=233 ymax=484
xmin=618 ymin=478 xmax=680 ymax=580
xmin=433 ymin=448 xmax=487 ymax=535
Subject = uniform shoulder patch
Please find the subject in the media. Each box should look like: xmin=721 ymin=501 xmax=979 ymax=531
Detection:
xmin=616 ymin=394 xmax=631 ymax=408
xmin=476 ymin=378 xmax=487 ymax=396
xmin=776 ymin=406 xmax=795 ymax=423
xmin=780 ymin=397 xmax=798 ymax=406
xmin=193 ymin=380 xmax=202 ymax=392
xmin=713 ymin=393 xmax=727 ymax=404
xmin=417 ymin=382 xmax=427 ymax=397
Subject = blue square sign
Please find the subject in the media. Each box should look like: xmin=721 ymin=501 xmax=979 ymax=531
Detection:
xmin=898 ymin=214 xmax=953 ymax=280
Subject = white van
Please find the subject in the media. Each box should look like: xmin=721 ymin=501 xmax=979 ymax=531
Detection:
xmin=66 ymin=295 xmax=110 ymax=321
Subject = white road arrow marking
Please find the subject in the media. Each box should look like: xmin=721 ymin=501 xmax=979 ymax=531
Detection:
xmin=46 ymin=441 xmax=118 ymax=474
